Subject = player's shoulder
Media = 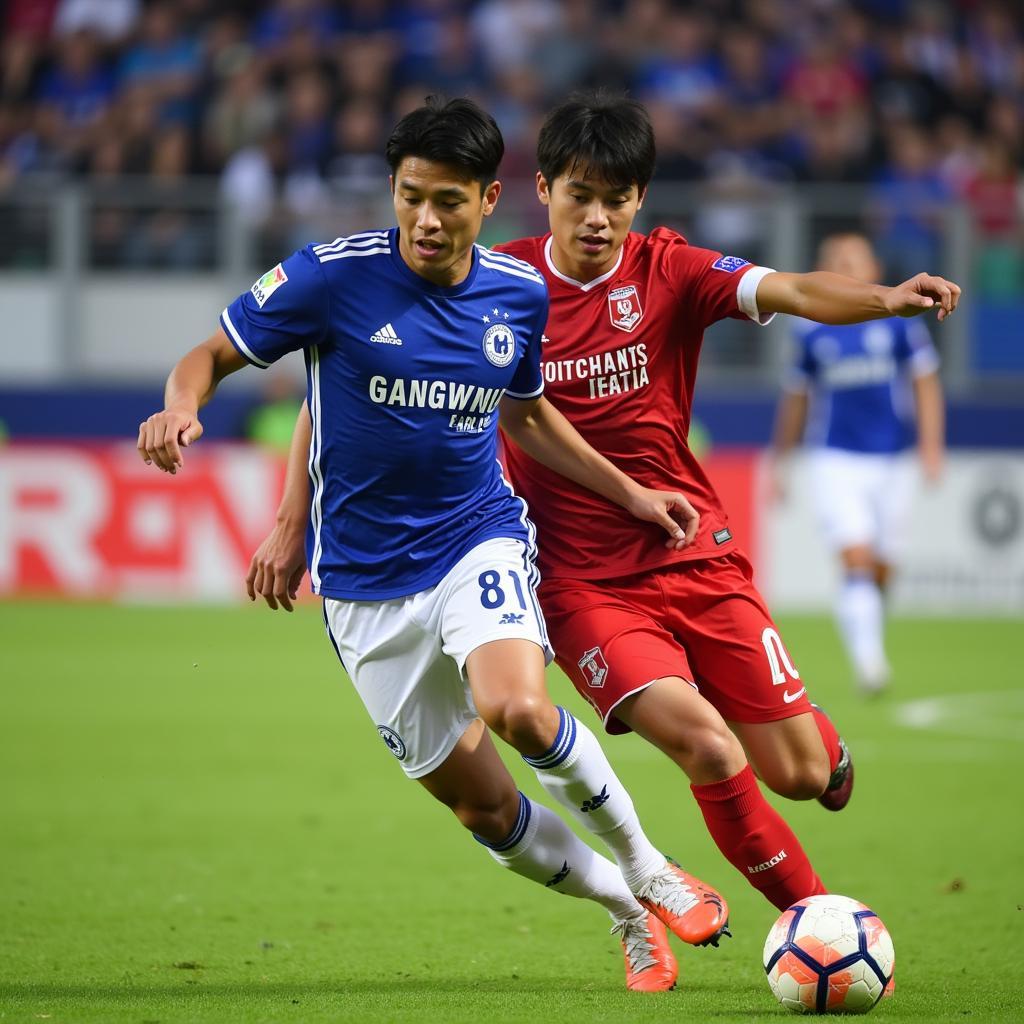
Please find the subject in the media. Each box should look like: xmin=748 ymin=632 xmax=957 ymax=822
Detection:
xmin=475 ymin=241 xmax=547 ymax=290
xmin=307 ymin=229 xmax=393 ymax=270
xmin=491 ymin=235 xmax=543 ymax=265
xmin=643 ymin=225 xmax=691 ymax=250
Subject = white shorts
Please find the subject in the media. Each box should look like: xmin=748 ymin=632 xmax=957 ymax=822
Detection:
xmin=809 ymin=449 xmax=915 ymax=563
xmin=322 ymin=537 xmax=553 ymax=779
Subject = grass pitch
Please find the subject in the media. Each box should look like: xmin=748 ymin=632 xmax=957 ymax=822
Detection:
xmin=2 ymin=602 xmax=1022 ymax=1023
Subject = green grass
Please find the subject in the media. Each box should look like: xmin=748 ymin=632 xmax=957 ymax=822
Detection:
xmin=2 ymin=602 xmax=1022 ymax=1023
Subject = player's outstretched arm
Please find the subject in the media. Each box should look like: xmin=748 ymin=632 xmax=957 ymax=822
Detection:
xmin=913 ymin=370 xmax=945 ymax=483
xmin=246 ymin=401 xmax=311 ymax=611
xmin=756 ymin=271 xmax=961 ymax=325
xmin=137 ymin=327 xmax=248 ymax=474
xmin=767 ymin=389 xmax=809 ymax=503
xmin=499 ymin=395 xmax=698 ymax=549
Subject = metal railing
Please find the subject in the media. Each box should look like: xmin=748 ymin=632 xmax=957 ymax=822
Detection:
xmin=1 ymin=175 xmax=1015 ymax=393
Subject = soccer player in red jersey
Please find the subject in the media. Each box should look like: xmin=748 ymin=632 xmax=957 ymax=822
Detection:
xmin=251 ymin=93 xmax=960 ymax=915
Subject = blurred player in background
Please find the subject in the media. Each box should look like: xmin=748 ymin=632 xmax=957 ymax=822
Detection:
xmin=769 ymin=233 xmax=945 ymax=693
xmin=138 ymin=96 xmax=730 ymax=994
xmin=258 ymin=93 xmax=959 ymax=919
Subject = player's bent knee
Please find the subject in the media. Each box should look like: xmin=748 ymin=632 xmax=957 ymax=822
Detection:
xmin=762 ymin=760 xmax=830 ymax=800
xmin=480 ymin=694 xmax=557 ymax=753
xmin=690 ymin=726 xmax=745 ymax=780
xmin=449 ymin=791 xmax=520 ymax=842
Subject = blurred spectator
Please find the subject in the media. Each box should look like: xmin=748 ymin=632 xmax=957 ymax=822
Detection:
xmin=471 ymin=0 xmax=562 ymax=75
xmin=634 ymin=11 xmax=722 ymax=121
xmin=717 ymin=26 xmax=784 ymax=162
xmin=870 ymin=126 xmax=950 ymax=281
xmin=903 ymin=0 xmax=958 ymax=84
xmin=870 ymin=29 xmax=945 ymax=129
xmin=202 ymin=52 xmax=278 ymax=170
xmin=1 ymin=31 xmax=43 ymax=106
xmin=53 ymin=0 xmax=139 ymax=42
xmin=252 ymin=0 xmax=339 ymax=59
xmin=327 ymin=98 xmax=388 ymax=194
xmin=35 ymin=30 xmax=115 ymax=171
xmin=117 ymin=1 xmax=201 ymax=124
xmin=282 ymin=69 xmax=333 ymax=174
xmin=529 ymin=0 xmax=597 ymax=100
xmin=782 ymin=33 xmax=867 ymax=122
xmin=122 ymin=125 xmax=208 ymax=269
xmin=336 ymin=37 xmax=396 ymax=105
xmin=398 ymin=12 xmax=487 ymax=98
xmin=963 ymin=137 xmax=1023 ymax=297
xmin=964 ymin=1 xmax=1022 ymax=95
xmin=934 ymin=114 xmax=981 ymax=196
xmin=5 ymin=0 xmax=59 ymax=40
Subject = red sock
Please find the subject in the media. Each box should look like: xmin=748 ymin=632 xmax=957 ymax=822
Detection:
xmin=811 ymin=705 xmax=843 ymax=775
xmin=691 ymin=765 xmax=827 ymax=911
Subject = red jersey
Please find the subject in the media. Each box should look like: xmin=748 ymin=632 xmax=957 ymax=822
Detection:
xmin=495 ymin=228 xmax=773 ymax=582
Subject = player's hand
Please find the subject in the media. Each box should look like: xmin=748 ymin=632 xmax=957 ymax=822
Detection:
xmin=137 ymin=408 xmax=204 ymax=474
xmin=246 ymin=521 xmax=307 ymax=611
xmin=884 ymin=273 xmax=961 ymax=322
xmin=625 ymin=487 xmax=700 ymax=550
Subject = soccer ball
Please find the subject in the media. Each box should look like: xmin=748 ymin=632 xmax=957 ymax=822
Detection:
xmin=763 ymin=894 xmax=894 ymax=1014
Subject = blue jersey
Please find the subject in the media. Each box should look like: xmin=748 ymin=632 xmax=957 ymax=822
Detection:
xmin=786 ymin=317 xmax=939 ymax=454
xmin=221 ymin=228 xmax=548 ymax=600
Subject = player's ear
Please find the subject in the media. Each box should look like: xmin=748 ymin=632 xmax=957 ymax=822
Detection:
xmin=482 ymin=179 xmax=501 ymax=216
xmin=636 ymin=185 xmax=648 ymax=210
xmin=388 ymin=174 xmax=395 ymax=195
xmin=536 ymin=172 xmax=551 ymax=206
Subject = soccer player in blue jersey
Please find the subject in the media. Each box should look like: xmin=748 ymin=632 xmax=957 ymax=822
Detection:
xmin=769 ymin=233 xmax=946 ymax=694
xmin=137 ymin=96 xmax=731 ymax=992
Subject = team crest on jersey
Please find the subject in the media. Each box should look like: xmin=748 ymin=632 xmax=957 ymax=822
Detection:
xmin=711 ymin=255 xmax=750 ymax=273
xmin=578 ymin=646 xmax=609 ymax=688
xmin=377 ymin=725 xmax=407 ymax=761
xmin=482 ymin=322 xmax=517 ymax=367
xmin=250 ymin=263 xmax=288 ymax=308
xmin=608 ymin=285 xmax=643 ymax=333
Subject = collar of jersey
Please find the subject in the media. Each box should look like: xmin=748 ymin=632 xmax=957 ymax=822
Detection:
xmin=388 ymin=227 xmax=480 ymax=295
xmin=543 ymin=234 xmax=623 ymax=292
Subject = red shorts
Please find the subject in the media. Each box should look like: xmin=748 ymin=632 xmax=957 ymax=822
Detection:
xmin=540 ymin=550 xmax=813 ymax=734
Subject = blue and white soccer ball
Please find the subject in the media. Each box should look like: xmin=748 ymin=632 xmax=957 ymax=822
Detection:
xmin=763 ymin=894 xmax=895 ymax=1014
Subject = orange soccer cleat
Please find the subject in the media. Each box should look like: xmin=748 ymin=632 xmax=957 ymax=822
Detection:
xmin=611 ymin=911 xmax=678 ymax=992
xmin=635 ymin=859 xmax=731 ymax=947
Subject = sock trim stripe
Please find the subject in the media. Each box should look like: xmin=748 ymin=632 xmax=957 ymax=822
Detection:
xmin=522 ymin=706 xmax=576 ymax=770
xmin=473 ymin=791 xmax=532 ymax=851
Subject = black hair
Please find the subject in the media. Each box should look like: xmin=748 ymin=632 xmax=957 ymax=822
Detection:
xmin=385 ymin=95 xmax=504 ymax=190
xmin=537 ymin=91 xmax=656 ymax=192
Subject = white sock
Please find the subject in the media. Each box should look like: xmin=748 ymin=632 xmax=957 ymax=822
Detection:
xmin=836 ymin=573 xmax=888 ymax=685
xmin=477 ymin=792 xmax=643 ymax=921
xmin=523 ymin=707 xmax=665 ymax=891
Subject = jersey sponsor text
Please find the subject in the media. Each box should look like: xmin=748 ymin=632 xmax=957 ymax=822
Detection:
xmin=542 ymin=342 xmax=650 ymax=399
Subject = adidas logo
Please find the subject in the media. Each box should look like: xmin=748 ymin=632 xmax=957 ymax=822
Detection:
xmin=370 ymin=323 xmax=402 ymax=345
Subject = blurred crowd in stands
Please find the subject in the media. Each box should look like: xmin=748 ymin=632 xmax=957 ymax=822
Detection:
xmin=0 ymin=0 xmax=1021 ymax=282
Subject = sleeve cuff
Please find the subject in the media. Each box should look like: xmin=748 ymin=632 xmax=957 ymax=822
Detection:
xmin=736 ymin=266 xmax=778 ymax=326
xmin=504 ymin=382 xmax=544 ymax=400
xmin=220 ymin=307 xmax=271 ymax=368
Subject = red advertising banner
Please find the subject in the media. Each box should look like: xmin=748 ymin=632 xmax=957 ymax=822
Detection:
xmin=0 ymin=443 xmax=760 ymax=601
xmin=1 ymin=444 xmax=286 ymax=600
